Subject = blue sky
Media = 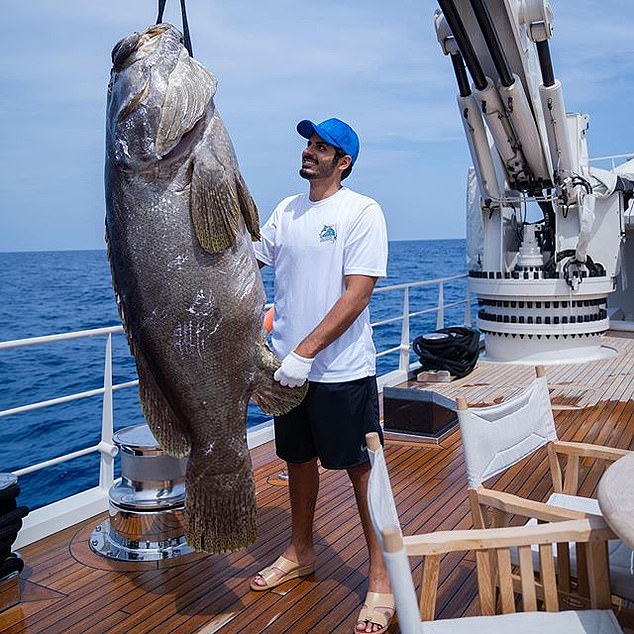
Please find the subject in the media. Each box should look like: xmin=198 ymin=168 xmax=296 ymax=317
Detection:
xmin=1 ymin=1 xmax=634 ymax=251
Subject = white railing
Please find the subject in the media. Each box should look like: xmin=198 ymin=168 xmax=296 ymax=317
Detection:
xmin=2 ymin=273 xmax=470 ymax=547
xmin=588 ymin=152 xmax=634 ymax=169
xmin=0 ymin=327 xmax=129 ymax=548
xmin=371 ymin=274 xmax=471 ymax=388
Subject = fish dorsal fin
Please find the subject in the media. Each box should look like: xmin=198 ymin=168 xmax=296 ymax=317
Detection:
xmin=190 ymin=147 xmax=260 ymax=252
xmin=156 ymin=52 xmax=217 ymax=156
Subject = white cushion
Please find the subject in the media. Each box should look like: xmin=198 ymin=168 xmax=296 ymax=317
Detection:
xmin=420 ymin=609 xmax=622 ymax=633
xmin=458 ymin=377 xmax=557 ymax=488
xmin=548 ymin=492 xmax=602 ymax=515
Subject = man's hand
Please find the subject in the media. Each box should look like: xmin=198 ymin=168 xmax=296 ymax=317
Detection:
xmin=274 ymin=351 xmax=314 ymax=388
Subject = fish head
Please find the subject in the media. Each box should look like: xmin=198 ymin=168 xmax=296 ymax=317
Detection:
xmin=106 ymin=23 xmax=217 ymax=170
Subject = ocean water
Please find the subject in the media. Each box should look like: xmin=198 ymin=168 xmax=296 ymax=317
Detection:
xmin=0 ymin=240 xmax=467 ymax=510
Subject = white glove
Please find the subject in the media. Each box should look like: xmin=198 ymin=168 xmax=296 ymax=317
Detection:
xmin=274 ymin=351 xmax=314 ymax=388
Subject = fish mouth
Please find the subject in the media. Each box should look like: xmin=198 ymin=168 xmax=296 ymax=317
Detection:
xmin=111 ymin=24 xmax=169 ymax=70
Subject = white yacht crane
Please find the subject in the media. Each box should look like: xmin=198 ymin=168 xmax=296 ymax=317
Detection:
xmin=435 ymin=0 xmax=634 ymax=362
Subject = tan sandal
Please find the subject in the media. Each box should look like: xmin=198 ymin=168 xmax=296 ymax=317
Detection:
xmin=250 ymin=555 xmax=314 ymax=591
xmin=355 ymin=592 xmax=395 ymax=632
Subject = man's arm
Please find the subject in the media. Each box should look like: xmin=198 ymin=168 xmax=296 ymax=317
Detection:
xmin=273 ymin=274 xmax=378 ymax=387
xmin=295 ymin=274 xmax=377 ymax=358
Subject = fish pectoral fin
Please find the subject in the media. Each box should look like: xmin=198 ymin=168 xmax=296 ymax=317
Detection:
xmin=252 ymin=339 xmax=308 ymax=415
xmin=235 ymin=171 xmax=260 ymax=242
xmin=190 ymin=153 xmax=242 ymax=253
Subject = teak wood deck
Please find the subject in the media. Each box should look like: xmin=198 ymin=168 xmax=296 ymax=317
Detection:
xmin=2 ymin=333 xmax=634 ymax=633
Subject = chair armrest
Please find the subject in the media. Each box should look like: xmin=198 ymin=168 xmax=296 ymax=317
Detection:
xmin=403 ymin=517 xmax=612 ymax=557
xmin=474 ymin=488 xmax=590 ymax=522
xmin=552 ymin=440 xmax=631 ymax=462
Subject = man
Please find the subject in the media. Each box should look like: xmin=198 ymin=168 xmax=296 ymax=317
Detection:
xmin=250 ymin=118 xmax=392 ymax=634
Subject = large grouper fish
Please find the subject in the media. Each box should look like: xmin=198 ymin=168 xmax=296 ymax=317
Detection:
xmin=104 ymin=23 xmax=306 ymax=553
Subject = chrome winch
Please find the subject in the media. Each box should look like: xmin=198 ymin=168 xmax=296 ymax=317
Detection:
xmin=89 ymin=424 xmax=193 ymax=561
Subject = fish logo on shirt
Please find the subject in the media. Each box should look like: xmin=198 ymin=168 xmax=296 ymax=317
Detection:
xmin=319 ymin=225 xmax=337 ymax=242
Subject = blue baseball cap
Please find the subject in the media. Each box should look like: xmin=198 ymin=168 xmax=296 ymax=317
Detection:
xmin=296 ymin=118 xmax=360 ymax=166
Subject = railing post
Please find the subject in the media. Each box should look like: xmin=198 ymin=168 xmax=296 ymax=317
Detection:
xmin=436 ymin=282 xmax=445 ymax=330
xmin=99 ymin=334 xmax=117 ymax=490
xmin=465 ymin=284 xmax=472 ymax=326
xmin=399 ymin=287 xmax=410 ymax=374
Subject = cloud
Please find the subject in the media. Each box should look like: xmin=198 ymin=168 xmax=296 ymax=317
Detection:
xmin=1 ymin=1 xmax=633 ymax=250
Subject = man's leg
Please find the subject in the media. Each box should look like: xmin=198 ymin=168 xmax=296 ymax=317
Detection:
xmin=348 ymin=461 xmax=393 ymax=633
xmin=251 ymin=458 xmax=319 ymax=588
xmin=286 ymin=458 xmax=320 ymax=562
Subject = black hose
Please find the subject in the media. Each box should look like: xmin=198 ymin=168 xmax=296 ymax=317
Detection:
xmin=437 ymin=1 xmax=488 ymax=90
xmin=469 ymin=0 xmax=514 ymax=87
xmin=412 ymin=327 xmax=480 ymax=379
xmin=450 ymin=52 xmax=471 ymax=97
xmin=536 ymin=40 xmax=555 ymax=87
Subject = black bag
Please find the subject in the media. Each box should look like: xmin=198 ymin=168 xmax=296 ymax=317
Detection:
xmin=412 ymin=326 xmax=480 ymax=379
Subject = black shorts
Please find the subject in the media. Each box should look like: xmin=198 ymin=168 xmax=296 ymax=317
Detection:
xmin=273 ymin=376 xmax=383 ymax=470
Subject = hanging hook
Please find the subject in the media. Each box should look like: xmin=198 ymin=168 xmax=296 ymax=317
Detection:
xmin=155 ymin=0 xmax=193 ymax=57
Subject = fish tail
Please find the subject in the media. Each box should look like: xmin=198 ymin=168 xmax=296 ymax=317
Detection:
xmin=252 ymin=338 xmax=308 ymax=416
xmin=184 ymin=451 xmax=257 ymax=553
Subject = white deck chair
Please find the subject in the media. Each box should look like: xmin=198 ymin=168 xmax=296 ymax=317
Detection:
xmin=366 ymin=432 xmax=622 ymax=634
xmin=456 ymin=366 xmax=633 ymax=604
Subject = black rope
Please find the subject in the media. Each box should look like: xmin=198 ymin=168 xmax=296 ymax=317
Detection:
xmin=180 ymin=0 xmax=193 ymax=58
xmin=156 ymin=0 xmax=167 ymax=23
xmin=156 ymin=0 xmax=193 ymax=57
xmin=0 ymin=481 xmax=27 ymax=577
xmin=412 ymin=326 xmax=480 ymax=379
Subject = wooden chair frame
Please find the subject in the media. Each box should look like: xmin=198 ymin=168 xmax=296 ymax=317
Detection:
xmin=365 ymin=434 xmax=619 ymax=631
xmin=382 ymin=517 xmax=613 ymax=623
xmin=456 ymin=366 xmax=630 ymax=605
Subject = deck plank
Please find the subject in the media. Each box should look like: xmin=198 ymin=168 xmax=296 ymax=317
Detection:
xmin=1 ymin=334 xmax=633 ymax=633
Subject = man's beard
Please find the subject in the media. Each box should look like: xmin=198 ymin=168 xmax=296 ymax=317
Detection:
xmin=299 ymin=157 xmax=337 ymax=180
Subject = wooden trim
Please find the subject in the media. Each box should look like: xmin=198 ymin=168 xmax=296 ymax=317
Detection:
xmin=552 ymin=439 xmax=631 ymax=461
xmin=420 ymin=555 xmax=440 ymax=621
xmin=539 ymin=543 xmax=559 ymax=612
xmin=472 ymin=488 xmax=588 ymax=522
xmin=563 ymin=453 xmax=580 ymax=495
xmin=556 ymin=542 xmax=571 ymax=593
xmin=586 ymin=541 xmax=612 ymax=610
xmin=403 ymin=517 xmax=611 ymax=556
xmin=517 ymin=546 xmax=537 ymax=611
xmin=366 ymin=432 xmax=382 ymax=452
xmin=382 ymin=526 xmax=402 ymax=553
xmin=475 ymin=550 xmax=496 ymax=616
xmin=469 ymin=488 xmax=488 ymax=529
xmin=495 ymin=549 xmax=515 ymax=614
xmin=547 ymin=442 xmax=564 ymax=493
